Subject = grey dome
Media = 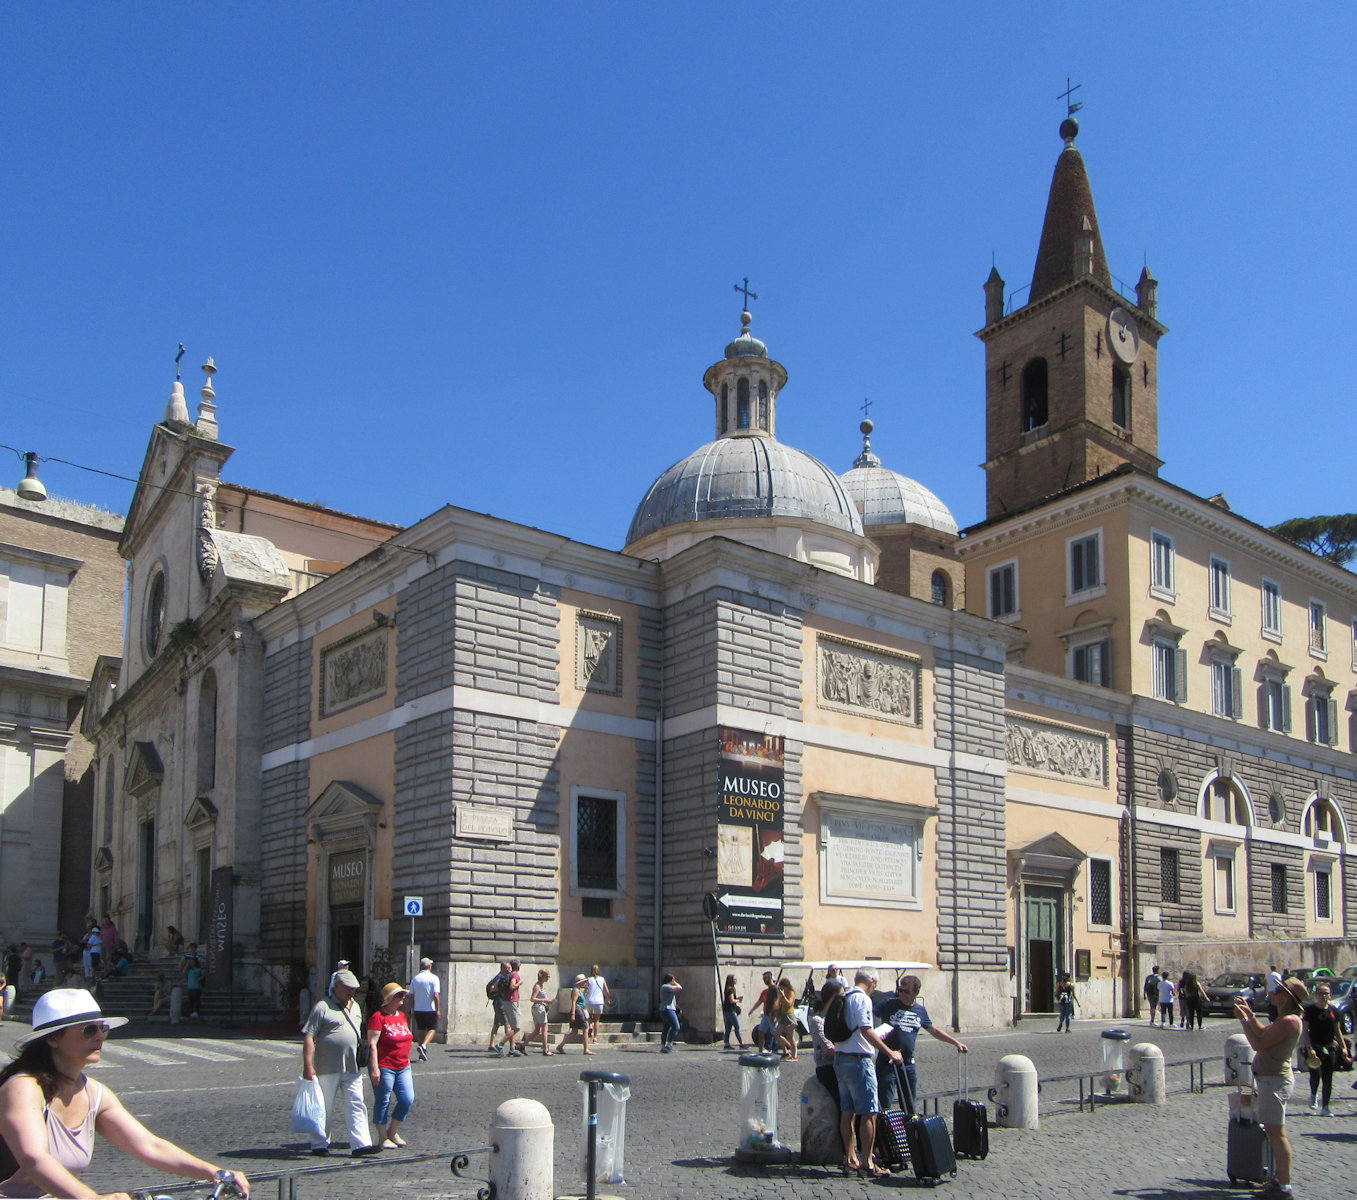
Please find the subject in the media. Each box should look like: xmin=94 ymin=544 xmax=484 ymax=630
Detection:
xmin=627 ymin=436 xmax=865 ymax=545
xmin=839 ymin=463 xmax=958 ymax=535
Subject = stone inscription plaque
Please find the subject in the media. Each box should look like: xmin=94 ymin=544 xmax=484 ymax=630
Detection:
xmin=456 ymin=804 xmax=514 ymax=842
xmin=816 ymin=635 xmax=921 ymax=726
xmin=576 ymin=611 xmax=622 ymax=696
xmin=321 ymin=626 xmax=388 ymax=717
xmin=1005 ymin=716 xmax=1108 ymax=786
xmin=822 ymin=812 xmax=918 ymax=906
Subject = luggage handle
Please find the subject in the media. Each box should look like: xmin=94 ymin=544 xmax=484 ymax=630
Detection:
xmin=958 ymin=1050 xmax=969 ymax=1100
xmin=894 ymin=1058 xmax=918 ymax=1118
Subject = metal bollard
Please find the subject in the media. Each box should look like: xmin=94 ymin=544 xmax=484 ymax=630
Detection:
xmin=1224 ymin=1033 xmax=1252 ymax=1087
xmin=990 ymin=1054 xmax=1038 ymax=1129
xmin=1127 ymin=1043 xmax=1166 ymax=1104
xmin=488 ymin=1097 xmax=554 ymax=1200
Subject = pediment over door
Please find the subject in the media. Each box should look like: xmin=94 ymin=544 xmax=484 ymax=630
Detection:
xmin=185 ymin=796 xmax=218 ymax=831
xmin=93 ymin=845 xmax=114 ymax=873
xmin=124 ymin=742 xmax=164 ymax=798
xmin=306 ymin=781 xmax=384 ymax=844
xmin=1010 ymin=832 xmax=1086 ymax=886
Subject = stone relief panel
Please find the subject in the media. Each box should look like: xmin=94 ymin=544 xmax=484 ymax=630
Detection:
xmin=816 ymin=634 xmax=921 ymax=726
xmin=576 ymin=611 xmax=622 ymax=696
xmin=1005 ymin=715 xmax=1108 ymax=787
xmin=320 ymin=626 xmax=388 ymax=717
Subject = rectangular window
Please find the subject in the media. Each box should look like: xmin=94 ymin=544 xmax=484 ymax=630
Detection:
xmin=1150 ymin=531 xmax=1175 ymax=598
xmin=1315 ymin=866 xmax=1332 ymax=921
xmin=988 ymin=562 xmax=1017 ymax=619
xmin=1153 ymin=641 xmax=1186 ymax=702
xmin=1089 ymin=858 xmax=1112 ymax=927
xmin=1214 ymin=855 xmax=1235 ymax=914
xmin=1069 ymin=533 xmax=1101 ymax=594
xmin=1309 ymin=601 xmax=1327 ymax=655
xmin=1209 ymin=557 xmax=1232 ymax=619
xmin=1261 ymin=579 xmax=1282 ymax=638
xmin=1112 ymin=365 xmax=1131 ymax=429
xmin=570 ymin=787 xmax=626 ymax=897
xmin=1072 ymin=639 xmax=1111 ymax=687
xmin=1270 ymin=863 xmax=1287 ymax=914
xmin=1262 ymin=679 xmax=1292 ymax=733
xmin=1306 ymin=691 xmax=1338 ymax=746
xmin=1211 ymin=660 xmax=1243 ymax=719
xmin=1352 ymin=618 xmax=1357 ymax=671
xmin=1160 ymin=847 xmax=1180 ymax=905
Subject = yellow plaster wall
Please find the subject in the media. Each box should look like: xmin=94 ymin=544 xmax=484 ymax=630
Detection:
xmin=557 ymin=590 xmax=642 ymax=719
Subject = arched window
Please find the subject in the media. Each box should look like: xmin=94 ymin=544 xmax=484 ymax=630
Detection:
xmin=720 ymin=382 xmax=728 ymax=434
xmin=1303 ymin=796 xmax=1343 ymax=841
xmin=737 ymin=378 xmax=750 ymax=429
xmin=1112 ymin=363 xmax=1131 ymax=429
xmin=196 ymin=671 xmax=217 ymax=793
xmin=757 ymin=379 xmax=769 ymax=429
xmin=144 ymin=570 xmax=166 ymax=658
xmin=1201 ymin=775 xmax=1250 ymax=826
xmin=1021 ymin=358 xmax=1048 ymax=432
xmin=931 ymin=570 xmax=950 ymax=606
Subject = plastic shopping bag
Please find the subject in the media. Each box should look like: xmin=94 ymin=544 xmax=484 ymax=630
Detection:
xmin=291 ymin=1076 xmax=326 ymax=1138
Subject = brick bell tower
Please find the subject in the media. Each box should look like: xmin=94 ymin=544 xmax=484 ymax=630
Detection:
xmin=978 ymin=116 xmax=1167 ymax=518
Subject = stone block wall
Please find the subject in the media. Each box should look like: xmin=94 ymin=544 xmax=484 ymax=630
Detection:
xmin=932 ymin=644 xmax=1007 ymax=971
xmin=1134 ymin=820 xmax=1202 ymax=934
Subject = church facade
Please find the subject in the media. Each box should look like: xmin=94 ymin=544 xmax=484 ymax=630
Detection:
xmin=80 ymin=116 xmax=1354 ymax=1037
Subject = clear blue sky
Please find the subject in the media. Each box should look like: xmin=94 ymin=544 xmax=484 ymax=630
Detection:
xmin=3 ymin=4 xmax=1353 ymax=553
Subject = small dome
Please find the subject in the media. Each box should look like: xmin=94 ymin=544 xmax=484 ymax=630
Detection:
xmin=724 ymin=309 xmax=767 ymax=359
xmin=626 ymin=436 xmax=864 ymax=545
xmin=839 ymin=421 xmax=957 ymax=535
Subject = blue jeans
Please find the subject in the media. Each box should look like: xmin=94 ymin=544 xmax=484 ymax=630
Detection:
xmin=723 ymin=1010 xmax=743 ymax=1045
xmin=373 ymin=1065 xmax=414 ymax=1125
xmin=877 ymin=1058 xmax=916 ymax=1111
xmin=661 ymin=1008 xmax=680 ymax=1047
xmin=1056 ymin=1006 xmax=1073 ymax=1032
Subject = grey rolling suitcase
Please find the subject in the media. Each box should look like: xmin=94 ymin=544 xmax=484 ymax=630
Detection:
xmin=1227 ymin=1118 xmax=1271 ymax=1184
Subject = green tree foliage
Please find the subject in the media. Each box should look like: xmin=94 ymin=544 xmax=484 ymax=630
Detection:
xmin=1270 ymin=514 xmax=1357 ymax=565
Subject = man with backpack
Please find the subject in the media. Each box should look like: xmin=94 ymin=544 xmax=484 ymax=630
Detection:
xmin=1144 ymin=966 xmax=1161 ymax=1025
xmin=486 ymin=961 xmax=509 ymax=1054
xmin=827 ymin=968 xmax=903 ymax=1178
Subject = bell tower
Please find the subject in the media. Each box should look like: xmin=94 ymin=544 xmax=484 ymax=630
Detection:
xmin=978 ymin=116 xmax=1167 ymax=518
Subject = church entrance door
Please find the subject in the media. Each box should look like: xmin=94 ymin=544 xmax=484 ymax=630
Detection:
xmin=1024 ymin=885 xmax=1063 ymax=1013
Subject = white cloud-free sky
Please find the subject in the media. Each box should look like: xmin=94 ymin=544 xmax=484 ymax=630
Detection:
xmin=3 ymin=4 xmax=1352 ymax=551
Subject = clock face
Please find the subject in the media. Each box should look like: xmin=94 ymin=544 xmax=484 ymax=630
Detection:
xmin=1108 ymin=308 xmax=1140 ymax=364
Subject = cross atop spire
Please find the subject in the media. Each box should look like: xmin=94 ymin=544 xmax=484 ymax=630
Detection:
xmin=860 ymin=397 xmax=873 ymax=419
xmin=733 ymin=276 xmax=758 ymax=309
xmin=1059 ymin=77 xmax=1082 ymax=117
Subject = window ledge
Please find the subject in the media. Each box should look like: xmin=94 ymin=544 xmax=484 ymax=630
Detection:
xmin=1309 ymin=645 xmax=1328 ymax=661
xmin=1208 ymin=607 xmax=1233 ymax=625
xmin=1066 ymin=584 xmax=1107 ymax=606
xmin=1261 ymin=628 xmax=1283 ymax=644
xmin=1149 ymin=586 xmax=1176 ymax=604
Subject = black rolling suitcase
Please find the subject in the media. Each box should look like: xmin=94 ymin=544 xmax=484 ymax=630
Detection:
xmin=1226 ymin=1087 xmax=1272 ymax=1185
xmin=952 ymin=1054 xmax=989 ymax=1160
xmin=898 ymin=1061 xmax=956 ymax=1185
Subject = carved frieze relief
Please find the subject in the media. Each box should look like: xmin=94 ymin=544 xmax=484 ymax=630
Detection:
xmin=320 ymin=626 xmax=388 ymax=717
xmin=816 ymin=634 xmax=921 ymax=726
xmin=1005 ymin=715 xmax=1108 ymax=787
xmin=576 ymin=611 xmax=622 ymax=696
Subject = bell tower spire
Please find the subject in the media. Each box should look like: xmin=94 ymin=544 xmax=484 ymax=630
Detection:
xmin=976 ymin=114 xmax=1168 ymax=518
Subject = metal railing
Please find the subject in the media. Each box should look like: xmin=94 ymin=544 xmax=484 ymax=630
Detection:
xmin=1035 ymin=1057 xmax=1212 ymax=1114
xmin=133 ymin=1146 xmax=495 ymax=1200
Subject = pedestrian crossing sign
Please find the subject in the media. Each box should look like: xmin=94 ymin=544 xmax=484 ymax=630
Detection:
xmin=404 ymin=896 xmax=424 ymax=916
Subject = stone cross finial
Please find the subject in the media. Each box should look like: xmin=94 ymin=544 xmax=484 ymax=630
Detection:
xmin=733 ymin=277 xmax=758 ymax=309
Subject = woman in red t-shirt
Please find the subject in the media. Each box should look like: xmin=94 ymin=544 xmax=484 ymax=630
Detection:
xmin=366 ymin=982 xmax=415 ymax=1148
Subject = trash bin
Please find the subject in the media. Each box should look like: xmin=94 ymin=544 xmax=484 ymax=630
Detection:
xmin=578 ymin=1070 xmax=629 ymax=1191
xmin=1101 ymin=1029 xmax=1131 ymax=1094
xmin=734 ymin=1052 xmax=793 ymax=1163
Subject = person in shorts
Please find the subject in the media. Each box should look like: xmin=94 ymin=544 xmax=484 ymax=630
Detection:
xmin=408 ymin=957 xmax=439 ymax=1061
xmin=1236 ymin=976 xmax=1308 ymax=1199
xmin=494 ymin=959 xmax=523 ymax=1057
xmin=832 ymin=969 xmax=902 ymax=1178
xmin=584 ymin=965 xmax=612 ymax=1041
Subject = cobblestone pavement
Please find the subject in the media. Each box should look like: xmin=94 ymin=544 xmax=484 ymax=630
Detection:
xmin=0 ymin=1015 xmax=1351 ymax=1198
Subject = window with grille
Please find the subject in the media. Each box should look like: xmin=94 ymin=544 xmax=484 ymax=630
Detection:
xmin=1315 ymin=867 xmax=1332 ymax=921
xmin=1159 ymin=847 xmax=1180 ymax=905
xmin=575 ymin=794 xmax=619 ymax=891
xmin=1270 ymin=863 xmax=1287 ymax=914
xmin=1089 ymin=858 xmax=1112 ymax=926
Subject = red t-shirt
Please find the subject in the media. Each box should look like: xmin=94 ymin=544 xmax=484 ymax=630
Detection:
xmin=367 ymin=1009 xmax=413 ymax=1070
xmin=504 ymin=972 xmax=521 ymax=1002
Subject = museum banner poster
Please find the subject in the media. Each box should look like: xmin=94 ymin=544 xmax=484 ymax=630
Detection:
xmin=206 ymin=866 xmax=233 ymax=990
xmin=715 ymin=726 xmax=785 ymax=936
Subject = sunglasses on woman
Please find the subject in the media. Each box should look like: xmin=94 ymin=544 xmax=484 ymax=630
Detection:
xmin=80 ymin=1022 xmax=112 ymax=1038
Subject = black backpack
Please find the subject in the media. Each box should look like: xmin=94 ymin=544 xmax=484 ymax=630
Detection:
xmin=823 ymin=991 xmax=851 ymax=1043
xmin=485 ymin=973 xmax=504 ymax=1000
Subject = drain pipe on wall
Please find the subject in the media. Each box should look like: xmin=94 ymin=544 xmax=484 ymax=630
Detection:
xmin=651 ymin=598 xmax=665 ymax=1015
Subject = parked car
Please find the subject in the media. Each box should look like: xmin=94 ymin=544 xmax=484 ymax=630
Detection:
xmin=1324 ymin=977 xmax=1355 ymax=1036
xmin=1202 ymin=972 xmax=1268 ymax=1016
xmin=1291 ymin=967 xmax=1337 ymax=984
xmin=1340 ymin=965 xmax=1357 ymax=979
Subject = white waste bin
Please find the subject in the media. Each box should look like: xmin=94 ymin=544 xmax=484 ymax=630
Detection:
xmin=735 ymin=1052 xmax=793 ymax=1163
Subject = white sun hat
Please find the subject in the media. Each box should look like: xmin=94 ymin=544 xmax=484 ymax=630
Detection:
xmin=16 ymin=988 xmax=129 ymax=1049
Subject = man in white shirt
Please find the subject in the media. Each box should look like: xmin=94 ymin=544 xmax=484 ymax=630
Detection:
xmin=409 ymin=957 xmax=440 ymax=1062
xmin=832 ymin=968 xmax=903 ymax=1177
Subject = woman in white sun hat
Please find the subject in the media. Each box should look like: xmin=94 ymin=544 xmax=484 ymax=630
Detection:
xmin=0 ymin=988 xmax=250 ymax=1198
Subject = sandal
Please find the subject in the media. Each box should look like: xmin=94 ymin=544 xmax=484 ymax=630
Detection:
xmin=543 ymin=1050 xmax=555 ymax=1056
xmin=859 ymin=1165 xmax=889 ymax=1179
